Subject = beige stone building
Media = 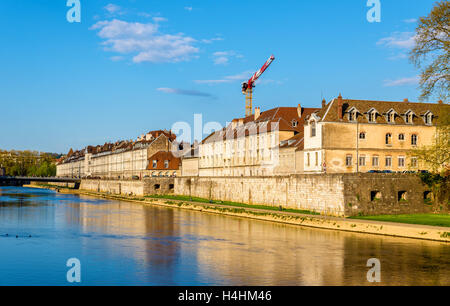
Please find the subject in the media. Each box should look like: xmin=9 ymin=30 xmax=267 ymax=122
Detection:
xmin=189 ymin=105 xmax=319 ymax=177
xmin=57 ymin=130 xmax=183 ymax=179
xmin=303 ymin=95 xmax=448 ymax=173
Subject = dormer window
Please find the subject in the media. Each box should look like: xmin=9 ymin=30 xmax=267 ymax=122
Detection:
xmin=291 ymin=120 xmax=298 ymax=128
xmin=386 ymin=110 xmax=395 ymax=123
xmin=349 ymin=111 xmax=354 ymax=121
xmin=405 ymin=111 xmax=414 ymax=124
xmin=424 ymin=112 xmax=433 ymax=125
xmin=367 ymin=109 xmax=377 ymax=123
xmin=310 ymin=121 xmax=316 ymax=137
xmin=347 ymin=108 xmax=358 ymax=122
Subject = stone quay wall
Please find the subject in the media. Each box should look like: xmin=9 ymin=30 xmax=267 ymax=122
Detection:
xmin=80 ymin=177 xmax=175 ymax=197
xmin=175 ymin=175 xmax=346 ymax=216
xmin=175 ymin=174 xmax=436 ymax=217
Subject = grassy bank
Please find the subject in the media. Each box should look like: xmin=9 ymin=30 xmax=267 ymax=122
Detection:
xmin=349 ymin=214 xmax=450 ymax=227
xmin=145 ymin=194 xmax=320 ymax=216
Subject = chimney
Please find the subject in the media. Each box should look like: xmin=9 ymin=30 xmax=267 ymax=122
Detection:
xmin=337 ymin=93 xmax=343 ymax=120
xmin=438 ymin=100 xmax=443 ymax=105
xmin=403 ymin=98 xmax=409 ymax=103
xmin=297 ymin=104 xmax=303 ymax=118
xmin=322 ymin=99 xmax=326 ymax=109
xmin=255 ymin=107 xmax=261 ymax=120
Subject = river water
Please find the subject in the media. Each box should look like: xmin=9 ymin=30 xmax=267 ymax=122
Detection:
xmin=0 ymin=187 xmax=448 ymax=286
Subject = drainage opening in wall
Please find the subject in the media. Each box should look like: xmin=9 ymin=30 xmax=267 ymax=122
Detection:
xmin=154 ymin=184 xmax=160 ymax=190
xmin=424 ymin=191 xmax=433 ymax=204
xmin=370 ymin=191 xmax=382 ymax=202
xmin=397 ymin=191 xmax=408 ymax=202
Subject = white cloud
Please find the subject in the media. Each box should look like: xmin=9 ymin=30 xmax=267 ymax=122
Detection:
xmin=153 ymin=17 xmax=168 ymax=23
xmin=383 ymin=76 xmax=420 ymax=87
xmin=90 ymin=19 xmax=199 ymax=63
xmin=201 ymin=37 xmax=224 ymax=44
xmin=185 ymin=7 xmax=193 ymax=12
xmin=212 ymin=51 xmax=243 ymax=65
xmin=157 ymin=88 xmax=214 ymax=98
xmin=195 ymin=71 xmax=253 ymax=85
xmin=403 ymin=18 xmax=417 ymax=24
xmin=104 ymin=4 xmax=124 ymax=16
xmin=377 ymin=32 xmax=416 ymax=49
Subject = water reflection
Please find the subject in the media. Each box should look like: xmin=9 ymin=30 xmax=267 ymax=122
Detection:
xmin=0 ymin=187 xmax=449 ymax=285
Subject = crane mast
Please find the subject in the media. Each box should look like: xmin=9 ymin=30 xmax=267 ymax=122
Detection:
xmin=242 ymin=55 xmax=275 ymax=117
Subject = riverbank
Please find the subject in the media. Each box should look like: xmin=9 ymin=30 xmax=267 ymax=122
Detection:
xmin=27 ymin=186 xmax=450 ymax=243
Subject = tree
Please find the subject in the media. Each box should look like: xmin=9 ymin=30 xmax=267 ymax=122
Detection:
xmin=410 ymin=0 xmax=450 ymax=101
xmin=411 ymin=106 xmax=450 ymax=172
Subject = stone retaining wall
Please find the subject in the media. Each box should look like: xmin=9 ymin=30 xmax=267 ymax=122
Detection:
xmin=175 ymin=174 xmax=437 ymax=217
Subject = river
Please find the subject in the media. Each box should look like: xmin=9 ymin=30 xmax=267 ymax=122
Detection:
xmin=0 ymin=186 xmax=448 ymax=286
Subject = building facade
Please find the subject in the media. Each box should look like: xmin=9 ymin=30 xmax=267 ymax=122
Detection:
xmin=303 ymin=95 xmax=447 ymax=173
xmin=194 ymin=105 xmax=319 ymax=177
xmin=57 ymin=130 xmax=183 ymax=179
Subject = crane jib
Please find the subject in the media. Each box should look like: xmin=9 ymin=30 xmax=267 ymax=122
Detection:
xmin=247 ymin=55 xmax=275 ymax=88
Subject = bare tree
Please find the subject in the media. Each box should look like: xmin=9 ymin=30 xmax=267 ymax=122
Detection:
xmin=410 ymin=0 xmax=450 ymax=101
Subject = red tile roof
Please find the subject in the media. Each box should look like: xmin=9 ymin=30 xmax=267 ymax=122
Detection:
xmin=147 ymin=151 xmax=181 ymax=170
xmin=202 ymin=106 xmax=319 ymax=144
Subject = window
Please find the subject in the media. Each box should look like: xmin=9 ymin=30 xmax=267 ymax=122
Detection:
xmin=372 ymin=156 xmax=379 ymax=167
xmin=359 ymin=132 xmax=366 ymax=140
xmin=411 ymin=134 xmax=418 ymax=146
xmin=307 ymin=153 xmax=310 ymax=167
xmin=152 ymin=160 xmax=157 ymax=168
xmin=405 ymin=112 xmax=413 ymax=124
xmin=310 ymin=121 xmax=316 ymax=137
xmin=399 ymin=134 xmax=405 ymax=141
xmin=164 ymin=160 xmax=169 ymax=169
xmin=368 ymin=111 xmax=376 ymax=123
xmin=349 ymin=111 xmax=354 ymax=121
xmin=398 ymin=156 xmax=405 ymax=168
xmin=385 ymin=133 xmax=392 ymax=145
xmin=385 ymin=156 xmax=392 ymax=167
xmin=425 ymin=113 xmax=433 ymax=125
xmin=386 ymin=111 xmax=394 ymax=123
xmin=411 ymin=157 xmax=418 ymax=168
xmin=359 ymin=156 xmax=366 ymax=167
xmin=346 ymin=155 xmax=353 ymax=167
xmin=292 ymin=120 xmax=298 ymax=127
xmin=315 ymin=152 xmax=319 ymax=166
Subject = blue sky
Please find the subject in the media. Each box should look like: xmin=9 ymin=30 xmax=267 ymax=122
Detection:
xmin=0 ymin=0 xmax=438 ymax=153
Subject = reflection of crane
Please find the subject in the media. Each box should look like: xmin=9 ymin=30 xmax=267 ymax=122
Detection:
xmin=242 ymin=55 xmax=275 ymax=117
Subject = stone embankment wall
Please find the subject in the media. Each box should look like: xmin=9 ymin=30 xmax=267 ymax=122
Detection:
xmin=80 ymin=178 xmax=174 ymax=197
xmin=175 ymin=174 xmax=436 ymax=217
xmin=342 ymin=174 xmax=436 ymax=216
xmin=175 ymin=175 xmax=346 ymax=216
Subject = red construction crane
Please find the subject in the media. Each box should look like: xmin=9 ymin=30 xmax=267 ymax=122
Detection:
xmin=242 ymin=55 xmax=275 ymax=117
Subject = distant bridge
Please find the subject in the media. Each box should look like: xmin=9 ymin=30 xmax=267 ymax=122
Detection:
xmin=0 ymin=176 xmax=81 ymax=187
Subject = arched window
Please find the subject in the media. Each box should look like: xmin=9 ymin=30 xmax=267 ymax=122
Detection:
xmin=385 ymin=133 xmax=392 ymax=145
xmin=359 ymin=132 xmax=366 ymax=140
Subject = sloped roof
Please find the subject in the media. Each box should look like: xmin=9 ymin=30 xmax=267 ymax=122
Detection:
xmin=316 ymin=97 xmax=447 ymax=125
xmin=147 ymin=151 xmax=181 ymax=170
xmin=202 ymin=106 xmax=319 ymax=144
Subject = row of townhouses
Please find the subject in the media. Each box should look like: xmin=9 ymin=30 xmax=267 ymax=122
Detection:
xmin=182 ymin=95 xmax=447 ymax=176
xmin=57 ymin=130 xmax=184 ymax=179
xmin=57 ymin=95 xmax=448 ymax=178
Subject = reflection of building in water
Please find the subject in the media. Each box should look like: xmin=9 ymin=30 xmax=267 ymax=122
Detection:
xmin=179 ymin=212 xmax=346 ymax=285
xmin=67 ymin=199 xmax=181 ymax=279
xmin=341 ymin=236 xmax=450 ymax=286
